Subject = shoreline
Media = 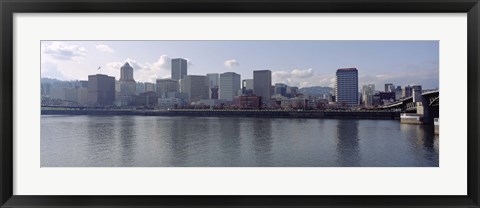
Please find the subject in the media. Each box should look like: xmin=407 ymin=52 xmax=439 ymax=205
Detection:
xmin=41 ymin=109 xmax=401 ymax=120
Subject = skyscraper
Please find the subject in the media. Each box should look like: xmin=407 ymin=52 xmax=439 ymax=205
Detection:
xmin=253 ymin=70 xmax=272 ymax=103
xmin=206 ymin=73 xmax=220 ymax=99
xmin=274 ymin=83 xmax=288 ymax=96
xmin=156 ymin=78 xmax=178 ymax=98
xmin=180 ymin=75 xmax=208 ymax=102
xmin=219 ymin=72 xmax=241 ymax=101
xmin=87 ymin=74 xmax=115 ymax=106
xmin=384 ymin=83 xmax=394 ymax=92
xmin=118 ymin=62 xmax=136 ymax=96
xmin=171 ymin=58 xmax=188 ymax=81
xmin=335 ymin=68 xmax=359 ymax=105
xmin=361 ymin=84 xmax=375 ymax=106
xmin=120 ymin=62 xmax=134 ymax=82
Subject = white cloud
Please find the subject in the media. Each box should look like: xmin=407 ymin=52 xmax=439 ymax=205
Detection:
xmin=224 ymin=59 xmax=239 ymax=69
xmin=102 ymin=55 xmax=173 ymax=83
xmin=272 ymin=68 xmax=324 ymax=88
xmin=41 ymin=61 xmax=65 ymax=80
xmin=95 ymin=44 xmax=115 ymax=53
xmin=41 ymin=42 xmax=87 ymax=61
xmin=291 ymin=68 xmax=313 ymax=78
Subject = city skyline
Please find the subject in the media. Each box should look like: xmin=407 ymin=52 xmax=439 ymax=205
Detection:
xmin=41 ymin=40 xmax=439 ymax=90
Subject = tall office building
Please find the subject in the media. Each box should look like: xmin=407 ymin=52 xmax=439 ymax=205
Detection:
xmin=87 ymin=74 xmax=116 ymax=106
xmin=206 ymin=73 xmax=220 ymax=99
xmin=171 ymin=58 xmax=188 ymax=81
xmin=219 ymin=72 xmax=241 ymax=101
xmin=395 ymin=86 xmax=402 ymax=100
xmin=335 ymin=68 xmax=359 ymax=105
xmin=253 ymin=70 xmax=272 ymax=103
xmin=181 ymin=75 xmax=208 ymax=102
xmin=384 ymin=83 xmax=394 ymax=92
xmin=412 ymin=85 xmax=423 ymax=102
xmin=156 ymin=78 xmax=178 ymax=98
xmin=118 ymin=62 xmax=136 ymax=96
xmin=361 ymin=84 xmax=375 ymax=106
xmin=274 ymin=83 xmax=288 ymax=96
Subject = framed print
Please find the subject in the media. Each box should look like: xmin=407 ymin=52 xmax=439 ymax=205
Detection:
xmin=1 ymin=0 xmax=479 ymax=207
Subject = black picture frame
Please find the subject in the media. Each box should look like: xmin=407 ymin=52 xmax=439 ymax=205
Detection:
xmin=1 ymin=0 xmax=479 ymax=207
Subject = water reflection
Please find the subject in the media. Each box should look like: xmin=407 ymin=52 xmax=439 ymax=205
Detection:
xmin=252 ymin=119 xmax=273 ymax=166
xmin=220 ymin=118 xmax=241 ymax=166
xmin=168 ymin=118 xmax=189 ymax=166
xmin=118 ymin=116 xmax=136 ymax=166
xmin=42 ymin=116 xmax=439 ymax=167
xmin=86 ymin=116 xmax=116 ymax=166
xmin=335 ymin=120 xmax=360 ymax=166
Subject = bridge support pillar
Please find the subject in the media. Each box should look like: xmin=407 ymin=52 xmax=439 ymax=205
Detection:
xmin=421 ymin=97 xmax=433 ymax=124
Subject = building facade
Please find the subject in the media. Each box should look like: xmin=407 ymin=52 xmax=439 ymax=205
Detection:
xmin=219 ymin=72 xmax=241 ymax=101
xmin=253 ymin=70 xmax=272 ymax=103
xmin=118 ymin=62 xmax=136 ymax=96
xmin=171 ymin=58 xmax=188 ymax=81
xmin=335 ymin=68 xmax=359 ymax=105
xmin=361 ymin=84 xmax=375 ymax=106
xmin=156 ymin=79 xmax=178 ymax=98
xmin=87 ymin=74 xmax=116 ymax=106
xmin=206 ymin=73 xmax=220 ymax=99
xmin=181 ymin=75 xmax=208 ymax=103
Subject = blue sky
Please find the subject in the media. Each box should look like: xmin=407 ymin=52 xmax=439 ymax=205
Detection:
xmin=41 ymin=40 xmax=439 ymax=90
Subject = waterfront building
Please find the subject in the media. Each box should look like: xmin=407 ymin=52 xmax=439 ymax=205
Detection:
xmin=280 ymin=97 xmax=309 ymax=109
xmin=335 ymin=68 xmax=359 ymax=105
xmin=156 ymin=79 xmax=178 ymax=98
xmin=145 ymin=82 xmax=156 ymax=93
xmin=158 ymin=97 xmax=188 ymax=109
xmin=395 ymin=86 xmax=402 ymax=100
xmin=403 ymin=85 xmax=413 ymax=98
xmin=181 ymin=75 xmax=208 ymax=103
xmin=134 ymin=91 xmax=157 ymax=107
xmin=373 ymin=92 xmax=396 ymax=106
xmin=274 ymin=83 xmax=288 ymax=96
xmin=117 ymin=62 xmax=137 ymax=106
xmin=385 ymin=83 xmax=395 ymax=92
xmin=242 ymin=79 xmax=254 ymax=95
xmin=171 ymin=58 xmax=188 ymax=81
xmin=361 ymin=84 xmax=375 ymax=107
xmin=412 ymin=85 xmax=423 ymax=102
xmin=136 ymin=82 xmax=145 ymax=94
xmin=199 ymin=99 xmax=230 ymax=108
xmin=288 ymin=86 xmax=299 ymax=98
xmin=206 ymin=73 xmax=220 ymax=99
xmin=235 ymin=95 xmax=262 ymax=109
xmin=118 ymin=62 xmax=136 ymax=96
xmin=87 ymin=74 xmax=115 ymax=106
xmin=253 ymin=70 xmax=272 ymax=103
xmin=219 ymin=72 xmax=241 ymax=101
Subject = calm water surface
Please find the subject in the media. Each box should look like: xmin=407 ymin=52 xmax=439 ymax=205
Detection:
xmin=41 ymin=115 xmax=439 ymax=167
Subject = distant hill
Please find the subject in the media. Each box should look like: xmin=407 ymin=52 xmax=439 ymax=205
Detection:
xmin=298 ymin=86 xmax=333 ymax=96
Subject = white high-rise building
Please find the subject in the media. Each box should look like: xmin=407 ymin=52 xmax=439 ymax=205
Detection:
xmin=361 ymin=84 xmax=375 ymax=106
xmin=219 ymin=72 xmax=241 ymax=101
xmin=335 ymin=68 xmax=359 ymax=105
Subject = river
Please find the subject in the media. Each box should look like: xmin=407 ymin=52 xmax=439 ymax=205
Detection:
xmin=41 ymin=115 xmax=439 ymax=167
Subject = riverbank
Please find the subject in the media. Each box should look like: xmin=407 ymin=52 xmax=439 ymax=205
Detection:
xmin=41 ymin=108 xmax=401 ymax=119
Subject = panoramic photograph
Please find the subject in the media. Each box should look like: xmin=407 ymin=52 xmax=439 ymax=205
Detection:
xmin=40 ymin=40 xmax=439 ymax=167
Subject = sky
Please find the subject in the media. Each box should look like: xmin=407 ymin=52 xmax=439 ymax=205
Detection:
xmin=41 ymin=40 xmax=439 ymax=90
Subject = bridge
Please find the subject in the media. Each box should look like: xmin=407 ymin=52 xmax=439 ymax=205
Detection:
xmin=382 ymin=90 xmax=439 ymax=124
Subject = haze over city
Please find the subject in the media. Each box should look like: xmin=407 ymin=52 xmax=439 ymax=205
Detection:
xmin=41 ymin=40 xmax=439 ymax=90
